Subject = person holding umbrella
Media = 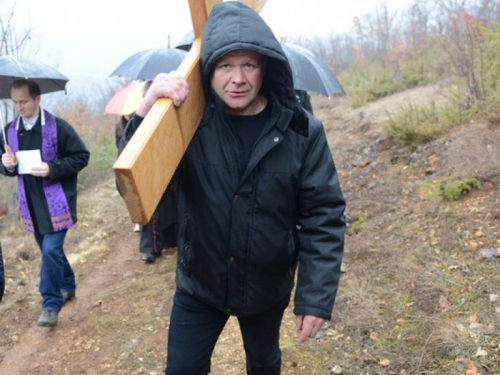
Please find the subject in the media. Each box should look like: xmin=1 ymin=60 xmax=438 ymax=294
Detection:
xmin=129 ymin=2 xmax=346 ymax=373
xmin=0 ymin=78 xmax=89 ymax=327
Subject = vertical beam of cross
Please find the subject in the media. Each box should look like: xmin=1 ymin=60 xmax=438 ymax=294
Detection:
xmin=113 ymin=0 xmax=266 ymax=224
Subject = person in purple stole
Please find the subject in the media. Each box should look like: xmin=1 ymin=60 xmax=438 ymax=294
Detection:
xmin=0 ymin=79 xmax=89 ymax=327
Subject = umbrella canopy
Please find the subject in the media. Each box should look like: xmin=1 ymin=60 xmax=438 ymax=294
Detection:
xmin=105 ymin=81 xmax=146 ymax=116
xmin=174 ymin=31 xmax=194 ymax=52
xmin=109 ymin=48 xmax=188 ymax=81
xmin=174 ymin=32 xmax=345 ymax=96
xmin=0 ymin=56 xmax=69 ymax=99
xmin=282 ymin=43 xmax=345 ymax=97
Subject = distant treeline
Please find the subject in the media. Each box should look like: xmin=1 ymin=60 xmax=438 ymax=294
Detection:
xmin=290 ymin=0 xmax=500 ymax=110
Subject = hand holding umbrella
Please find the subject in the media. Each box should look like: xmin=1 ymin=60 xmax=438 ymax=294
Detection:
xmin=0 ymin=115 xmax=17 ymax=168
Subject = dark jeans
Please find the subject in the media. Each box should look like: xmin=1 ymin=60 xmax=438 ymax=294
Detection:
xmin=165 ymin=289 xmax=289 ymax=375
xmin=34 ymin=230 xmax=75 ymax=311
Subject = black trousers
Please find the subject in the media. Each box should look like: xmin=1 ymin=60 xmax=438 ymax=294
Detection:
xmin=140 ymin=220 xmax=178 ymax=254
xmin=165 ymin=289 xmax=290 ymax=375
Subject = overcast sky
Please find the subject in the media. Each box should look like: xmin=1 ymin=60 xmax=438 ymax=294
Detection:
xmin=10 ymin=0 xmax=414 ymax=80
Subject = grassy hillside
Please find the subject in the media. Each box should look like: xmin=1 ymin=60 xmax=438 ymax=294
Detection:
xmin=0 ymin=83 xmax=498 ymax=374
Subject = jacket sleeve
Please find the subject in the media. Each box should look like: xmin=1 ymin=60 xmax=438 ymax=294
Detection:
xmin=294 ymin=118 xmax=346 ymax=320
xmin=118 ymin=112 xmax=141 ymax=155
xmin=0 ymin=241 xmax=4 ymax=303
xmin=48 ymin=119 xmax=90 ymax=181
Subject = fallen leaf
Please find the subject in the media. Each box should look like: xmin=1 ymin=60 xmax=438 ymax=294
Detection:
xmin=380 ymin=359 xmax=390 ymax=367
xmin=466 ymin=363 xmax=479 ymax=375
xmin=359 ymin=159 xmax=371 ymax=168
xmin=369 ymin=332 xmax=379 ymax=341
xmin=469 ymin=241 xmax=479 ymax=249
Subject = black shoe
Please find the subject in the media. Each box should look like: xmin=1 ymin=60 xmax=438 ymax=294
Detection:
xmin=62 ymin=289 xmax=76 ymax=305
xmin=37 ymin=310 xmax=58 ymax=327
xmin=141 ymin=252 xmax=159 ymax=263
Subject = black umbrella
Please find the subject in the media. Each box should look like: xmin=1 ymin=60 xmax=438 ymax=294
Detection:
xmin=0 ymin=56 xmax=69 ymax=99
xmin=282 ymin=43 xmax=345 ymax=97
xmin=174 ymin=31 xmax=194 ymax=52
xmin=109 ymin=47 xmax=188 ymax=81
xmin=174 ymin=32 xmax=345 ymax=97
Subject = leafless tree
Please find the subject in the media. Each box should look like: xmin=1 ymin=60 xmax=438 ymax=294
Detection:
xmin=472 ymin=0 xmax=500 ymax=25
xmin=436 ymin=0 xmax=487 ymax=107
xmin=402 ymin=0 xmax=434 ymax=49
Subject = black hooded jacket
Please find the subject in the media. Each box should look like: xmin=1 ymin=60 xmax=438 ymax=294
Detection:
xmin=0 ymin=241 xmax=4 ymax=303
xmin=130 ymin=1 xmax=345 ymax=319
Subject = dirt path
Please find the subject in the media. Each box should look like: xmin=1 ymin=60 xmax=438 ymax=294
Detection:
xmin=0 ymin=179 xmax=276 ymax=375
xmin=2 ymin=90 xmax=498 ymax=374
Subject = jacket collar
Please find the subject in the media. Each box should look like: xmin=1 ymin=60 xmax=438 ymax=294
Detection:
xmin=199 ymin=95 xmax=309 ymax=137
xmin=16 ymin=107 xmax=45 ymax=130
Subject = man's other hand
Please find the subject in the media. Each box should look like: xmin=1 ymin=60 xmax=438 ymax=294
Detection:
xmin=295 ymin=315 xmax=326 ymax=344
xmin=136 ymin=72 xmax=189 ymax=117
xmin=31 ymin=162 xmax=50 ymax=177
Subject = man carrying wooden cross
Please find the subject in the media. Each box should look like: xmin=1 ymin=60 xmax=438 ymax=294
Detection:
xmin=129 ymin=2 xmax=345 ymax=373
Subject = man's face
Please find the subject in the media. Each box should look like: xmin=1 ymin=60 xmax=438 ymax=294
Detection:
xmin=11 ymin=85 xmax=41 ymax=121
xmin=210 ymin=50 xmax=265 ymax=116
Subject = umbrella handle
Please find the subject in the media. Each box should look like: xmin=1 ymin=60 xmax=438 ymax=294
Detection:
xmin=4 ymin=144 xmax=17 ymax=164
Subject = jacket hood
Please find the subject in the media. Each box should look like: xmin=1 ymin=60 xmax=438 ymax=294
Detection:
xmin=200 ymin=1 xmax=308 ymax=135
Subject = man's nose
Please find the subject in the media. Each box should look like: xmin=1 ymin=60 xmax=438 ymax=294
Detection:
xmin=231 ymin=68 xmax=245 ymax=84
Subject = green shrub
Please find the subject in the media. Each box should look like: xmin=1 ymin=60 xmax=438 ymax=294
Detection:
xmin=382 ymin=92 xmax=476 ymax=144
xmin=347 ymin=211 xmax=368 ymax=235
xmin=478 ymin=25 xmax=500 ymax=123
xmin=398 ymin=42 xmax=445 ymax=88
xmin=427 ymin=178 xmax=481 ymax=201
xmin=382 ymin=102 xmax=446 ymax=143
xmin=341 ymin=64 xmax=404 ymax=108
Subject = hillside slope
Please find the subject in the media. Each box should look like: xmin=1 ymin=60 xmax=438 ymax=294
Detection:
xmin=0 ymin=84 xmax=498 ymax=374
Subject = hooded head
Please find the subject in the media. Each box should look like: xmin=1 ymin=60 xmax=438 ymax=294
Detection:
xmin=200 ymin=1 xmax=308 ymax=130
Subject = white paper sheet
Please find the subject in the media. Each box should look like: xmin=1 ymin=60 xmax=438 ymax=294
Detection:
xmin=16 ymin=150 xmax=42 ymax=174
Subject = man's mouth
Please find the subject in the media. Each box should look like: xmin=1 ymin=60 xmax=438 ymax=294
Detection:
xmin=229 ymin=91 xmax=248 ymax=97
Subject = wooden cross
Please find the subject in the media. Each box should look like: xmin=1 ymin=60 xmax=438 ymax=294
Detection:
xmin=113 ymin=0 xmax=267 ymax=224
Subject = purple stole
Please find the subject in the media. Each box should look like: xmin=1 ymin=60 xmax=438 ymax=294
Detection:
xmin=7 ymin=110 xmax=74 ymax=233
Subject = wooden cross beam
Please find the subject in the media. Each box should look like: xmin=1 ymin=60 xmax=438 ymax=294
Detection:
xmin=113 ymin=0 xmax=267 ymax=224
